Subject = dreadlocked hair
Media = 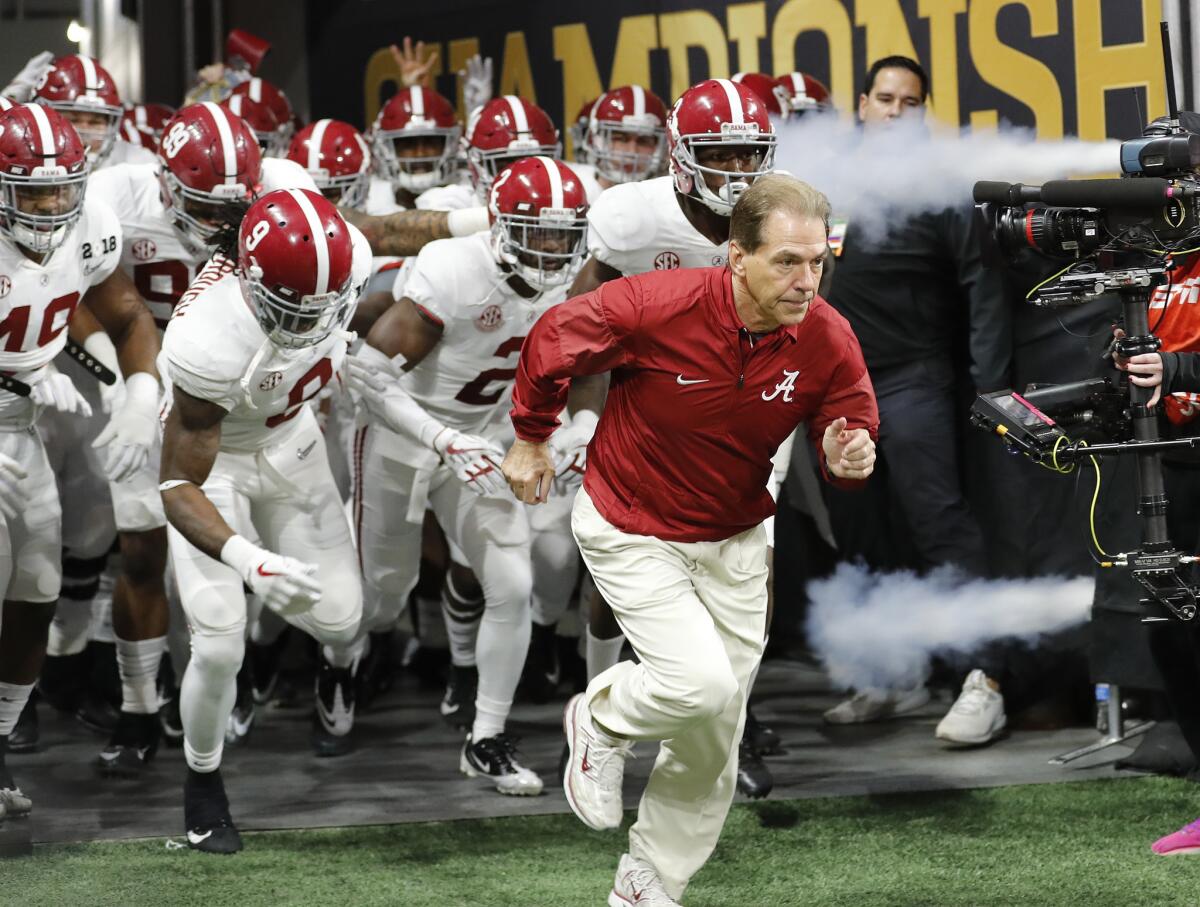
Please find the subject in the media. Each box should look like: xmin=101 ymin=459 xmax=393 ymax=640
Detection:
xmin=207 ymin=198 xmax=252 ymax=261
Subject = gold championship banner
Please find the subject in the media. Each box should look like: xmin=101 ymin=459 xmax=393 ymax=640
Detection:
xmin=304 ymin=0 xmax=1170 ymax=150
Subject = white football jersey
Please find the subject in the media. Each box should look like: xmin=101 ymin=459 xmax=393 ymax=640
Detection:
xmin=396 ymin=232 xmax=567 ymax=436
xmin=0 ymin=197 xmax=121 ymax=425
xmin=586 ymin=174 xmax=727 ymax=276
xmin=160 ymin=227 xmax=371 ymax=452
xmin=89 ymin=158 xmax=318 ymax=329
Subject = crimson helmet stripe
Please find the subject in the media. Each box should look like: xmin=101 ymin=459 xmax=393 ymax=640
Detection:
xmin=27 ymin=102 xmax=58 ymax=168
xmin=226 ymin=94 xmax=244 ymax=116
xmin=503 ymin=95 xmax=530 ymax=135
xmin=630 ymin=85 xmax=645 ymax=117
xmin=287 ymin=189 xmax=330 ymax=294
xmin=308 ymin=118 xmax=331 ymax=171
xmin=409 ymin=86 xmax=425 ymax=117
xmin=135 ymin=105 xmax=148 ymax=127
xmin=537 ymin=156 xmax=564 ymax=208
xmin=352 ymin=130 xmax=370 ymax=171
xmin=249 ymin=78 xmax=263 ymax=103
xmin=715 ymin=79 xmax=745 ymax=125
xmin=200 ymin=101 xmax=239 ymax=184
xmin=76 ymin=54 xmax=99 ymax=97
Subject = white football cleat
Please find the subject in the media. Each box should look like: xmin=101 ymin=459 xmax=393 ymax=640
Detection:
xmin=562 ymin=693 xmax=632 ymax=830
xmin=609 ymin=853 xmax=680 ymax=906
xmin=936 ymin=669 xmax=1007 ymax=747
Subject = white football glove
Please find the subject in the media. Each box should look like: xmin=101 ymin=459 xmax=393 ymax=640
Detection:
xmin=0 ymin=452 xmax=28 ymax=520
xmin=220 ymin=535 xmax=322 ymax=617
xmin=549 ymin=410 xmax=598 ymax=495
xmin=31 ymin=369 xmax=92 ymax=418
xmin=459 ymin=54 xmax=493 ymax=118
xmin=2 ymin=51 xmax=54 ymax=102
xmin=92 ymin=372 xmax=159 ymax=483
xmin=432 ymin=427 xmax=508 ymax=498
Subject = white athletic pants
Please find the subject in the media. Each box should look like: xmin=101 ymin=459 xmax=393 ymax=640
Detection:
xmin=571 ymin=488 xmax=768 ymax=900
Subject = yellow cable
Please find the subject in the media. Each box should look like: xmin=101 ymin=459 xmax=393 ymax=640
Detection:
xmin=1086 ymin=449 xmax=1110 ymax=557
xmin=1026 ymin=262 xmax=1074 ymax=301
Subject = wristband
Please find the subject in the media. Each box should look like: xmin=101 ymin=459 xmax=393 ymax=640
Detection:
xmin=447 ymin=207 xmax=491 ymax=237
xmin=219 ymin=534 xmax=258 ymax=577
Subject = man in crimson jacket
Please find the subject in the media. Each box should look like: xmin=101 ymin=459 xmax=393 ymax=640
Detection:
xmin=502 ymin=174 xmax=878 ymax=906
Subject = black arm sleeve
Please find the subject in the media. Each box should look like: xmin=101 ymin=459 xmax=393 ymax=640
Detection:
xmin=1161 ymin=351 xmax=1200 ymax=393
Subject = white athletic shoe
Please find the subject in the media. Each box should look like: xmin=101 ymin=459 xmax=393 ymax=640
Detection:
xmin=936 ymin=669 xmax=1007 ymax=747
xmin=822 ymin=684 xmax=931 ymax=725
xmin=609 ymin=853 xmax=680 ymax=906
xmin=562 ymin=693 xmax=631 ymax=830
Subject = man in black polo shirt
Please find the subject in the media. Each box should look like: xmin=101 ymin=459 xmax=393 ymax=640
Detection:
xmin=821 ymin=57 xmax=1012 ymax=746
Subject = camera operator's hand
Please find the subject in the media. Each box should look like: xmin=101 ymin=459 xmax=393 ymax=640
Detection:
xmin=1119 ymin=353 xmax=1165 ymax=407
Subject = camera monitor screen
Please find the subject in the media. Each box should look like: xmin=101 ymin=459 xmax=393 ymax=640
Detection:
xmin=992 ymin=392 xmax=1056 ymax=430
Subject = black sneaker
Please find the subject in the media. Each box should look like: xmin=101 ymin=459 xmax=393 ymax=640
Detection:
xmin=9 ymin=691 xmax=38 ymax=754
xmin=519 ymin=622 xmax=561 ymax=705
xmin=460 ymin=733 xmax=543 ymax=796
xmin=736 ymin=739 xmax=773 ymax=800
xmin=0 ymin=736 xmax=32 ymax=818
xmin=311 ymin=657 xmax=355 ymax=758
xmin=440 ymin=664 xmax=477 ymax=730
xmin=183 ymin=768 xmax=242 ymax=854
xmin=745 ymin=707 xmax=782 ymax=756
xmin=97 ymin=711 xmax=161 ymax=778
xmin=247 ymin=631 xmax=289 ymax=706
xmin=159 ymin=685 xmax=184 ymax=748
xmin=356 ymin=630 xmax=398 ymax=711
xmin=224 ymin=659 xmax=255 ymax=747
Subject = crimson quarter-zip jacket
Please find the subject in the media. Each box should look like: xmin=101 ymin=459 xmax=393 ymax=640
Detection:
xmin=511 ymin=266 xmax=879 ymax=543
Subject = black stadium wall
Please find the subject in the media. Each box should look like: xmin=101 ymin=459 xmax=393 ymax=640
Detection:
xmin=306 ymin=0 xmax=1176 ymax=146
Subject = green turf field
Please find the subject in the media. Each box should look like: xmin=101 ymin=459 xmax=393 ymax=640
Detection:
xmin=10 ymin=776 xmax=1200 ymax=907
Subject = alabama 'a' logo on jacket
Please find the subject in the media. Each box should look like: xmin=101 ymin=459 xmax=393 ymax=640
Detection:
xmin=762 ymin=369 xmax=799 ymax=403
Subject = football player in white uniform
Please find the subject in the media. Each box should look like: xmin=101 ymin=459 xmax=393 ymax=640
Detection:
xmin=160 ymin=189 xmax=371 ymax=853
xmin=565 ymin=78 xmax=791 ymax=798
xmin=347 ymin=156 xmax=589 ymax=795
xmin=0 ymin=103 xmax=160 ymax=820
xmin=73 ymin=102 xmax=323 ymax=769
xmin=33 ymin=54 xmax=156 ymax=169
xmin=519 ymin=84 xmax=668 ymax=703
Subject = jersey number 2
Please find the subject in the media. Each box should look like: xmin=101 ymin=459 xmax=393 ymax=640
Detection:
xmin=454 ymin=336 xmax=526 ymax=406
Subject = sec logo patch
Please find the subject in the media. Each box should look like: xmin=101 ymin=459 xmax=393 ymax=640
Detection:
xmin=132 ymin=239 xmax=157 ymax=261
xmin=476 ymin=304 xmax=503 ymax=332
xmin=654 ymin=251 xmax=680 ymax=270
xmin=259 ymin=371 xmax=284 ymax=391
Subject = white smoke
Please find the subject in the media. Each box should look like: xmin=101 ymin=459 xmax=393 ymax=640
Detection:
xmin=774 ymin=115 xmax=1123 ymax=244
xmin=805 ymin=563 xmax=1093 ymax=692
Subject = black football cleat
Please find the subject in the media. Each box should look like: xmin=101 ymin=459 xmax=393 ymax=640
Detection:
xmin=440 ymin=664 xmax=477 ymax=730
xmin=311 ymin=656 xmax=355 ymax=758
xmin=224 ymin=659 xmax=256 ymax=747
xmin=736 ymin=739 xmax=774 ymax=800
xmin=744 ymin=707 xmax=783 ymax=756
xmin=97 ymin=711 xmax=161 ymax=778
xmin=184 ymin=768 xmax=242 ymax=854
xmin=355 ymin=630 xmax=398 ymax=711
xmin=519 ymin=622 xmax=561 ymax=705
xmin=460 ymin=734 xmax=544 ymax=796
xmin=9 ymin=692 xmax=39 ymax=754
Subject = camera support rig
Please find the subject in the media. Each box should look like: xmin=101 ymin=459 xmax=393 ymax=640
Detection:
xmin=971 ymin=266 xmax=1200 ymax=623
